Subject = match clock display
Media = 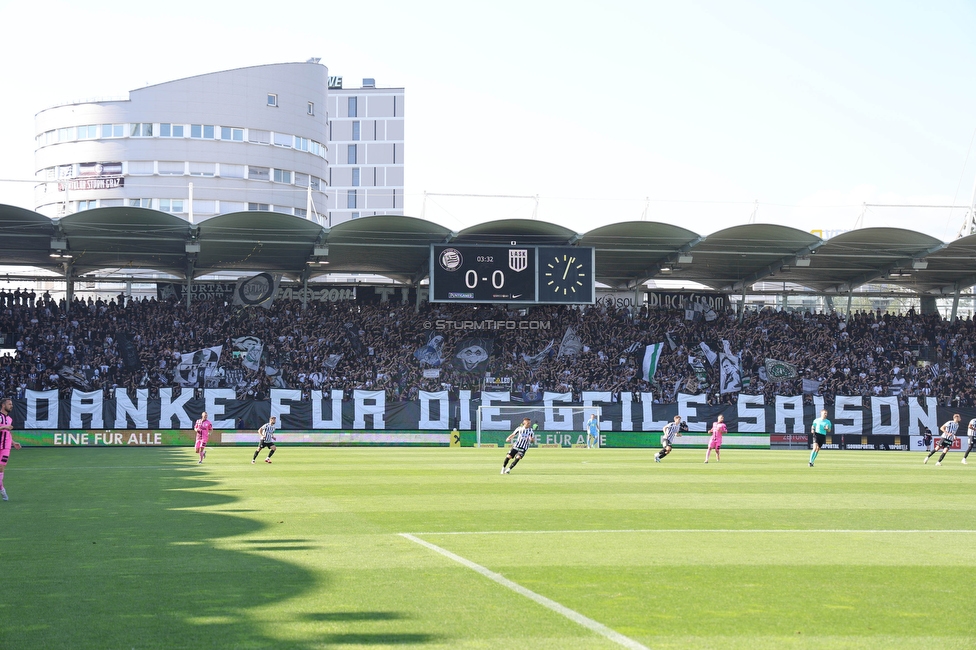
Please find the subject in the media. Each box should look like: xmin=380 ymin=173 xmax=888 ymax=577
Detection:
xmin=537 ymin=246 xmax=595 ymax=304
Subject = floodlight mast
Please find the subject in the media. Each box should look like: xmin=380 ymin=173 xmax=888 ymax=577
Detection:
xmin=957 ymin=173 xmax=976 ymax=238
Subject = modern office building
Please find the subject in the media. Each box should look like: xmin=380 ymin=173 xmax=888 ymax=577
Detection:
xmin=33 ymin=62 xmax=404 ymax=226
xmin=327 ymin=76 xmax=405 ymax=222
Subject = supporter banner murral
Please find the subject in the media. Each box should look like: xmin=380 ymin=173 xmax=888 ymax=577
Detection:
xmin=175 ymin=346 xmax=222 ymax=387
xmin=645 ymin=290 xmax=729 ymax=312
xmin=453 ymin=337 xmax=493 ymax=374
xmin=233 ymin=273 xmax=281 ymax=309
xmin=9 ymin=390 xmax=968 ymax=440
xmin=414 ymin=332 xmax=445 ymax=366
xmin=764 ymin=359 xmax=798 ymax=382
xmin=232 ymin=336 xmax=263 ymax=371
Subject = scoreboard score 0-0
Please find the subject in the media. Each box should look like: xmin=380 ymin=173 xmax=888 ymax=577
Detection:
xmin=430 ymin=244 xmax=594 ymax=304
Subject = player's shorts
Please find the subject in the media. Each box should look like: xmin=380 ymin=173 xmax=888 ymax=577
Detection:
xmin=938 ymin=438 xmax=953 ymax=449
xmin=257 ymin=440 xmax=275 ymax=450
xmin=813 ymin=433 xmax=827 ymax=447
xmin=507 ymin=446 xmax=526 ymax=458
xmin=922 ymin=435 xmax=933 ymax=445
xmin=0 ymin=451 xmax=8 ymax=464
xmin=195 ymin=434 xmax=209 ymax=451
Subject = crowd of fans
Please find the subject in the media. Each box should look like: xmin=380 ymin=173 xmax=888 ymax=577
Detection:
xmin=1 ymin=288 xmax=974 ymax=407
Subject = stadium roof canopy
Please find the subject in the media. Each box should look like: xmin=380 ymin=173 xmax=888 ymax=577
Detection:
xmin=1 ymin=203 xmax=974 ymax=295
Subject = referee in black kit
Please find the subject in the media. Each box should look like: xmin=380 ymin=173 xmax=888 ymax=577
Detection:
xmin=501 ymin=417 xmax=536 ymax=474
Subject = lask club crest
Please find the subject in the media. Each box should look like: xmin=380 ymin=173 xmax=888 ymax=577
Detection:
xmin=509 ymin=249 xmax=528 ymax=272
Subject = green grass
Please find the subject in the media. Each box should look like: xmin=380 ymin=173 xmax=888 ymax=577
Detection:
xmin=1 ymin=447 xmax=975 ymax=649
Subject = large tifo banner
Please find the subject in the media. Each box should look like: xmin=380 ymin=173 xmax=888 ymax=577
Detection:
xmin=7 ymin=390 xmax=970 ymax=440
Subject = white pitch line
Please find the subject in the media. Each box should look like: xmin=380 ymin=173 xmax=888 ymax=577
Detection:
xmin=399 ymin=533 xmax=650 ymax=650
xmin=406 ymin=528 xmax=976 ymax=536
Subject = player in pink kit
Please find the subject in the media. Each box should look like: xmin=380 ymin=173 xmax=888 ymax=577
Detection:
xmin=705 ymin=414 xmax=726 ymax=463
xmin=1 ymin=397 xmax=23 ymax=501
xmin=194 ymin=411 xmax=213 ymax=464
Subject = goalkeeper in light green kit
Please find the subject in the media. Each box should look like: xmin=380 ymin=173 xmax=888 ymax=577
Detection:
xmin=810 ymin=409 xmax=831 ymax=467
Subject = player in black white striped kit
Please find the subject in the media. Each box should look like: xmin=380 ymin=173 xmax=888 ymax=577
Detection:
xmin=252 ymin=415 xmax=277 ymax=464
xmin=501 ymin=418 xmax=535 ymax=474
xmin=963 ymin=417 xmax=975 ymax=464
xmin=655 ymin=415 xmax=683 ymax=463
xmin=924 ymin=413 xmax=960 ymax=466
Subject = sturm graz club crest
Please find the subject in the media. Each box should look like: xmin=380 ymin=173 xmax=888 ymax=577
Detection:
xmin=439 ymin=248 xmax=463 ymax=272
xmin=509 ymin=249 xmax=528 ymax=272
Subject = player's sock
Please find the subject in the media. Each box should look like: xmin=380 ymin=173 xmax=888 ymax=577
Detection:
xmin=267 ymin=448 xmax=276 ymax=458
xmin=809 ymin=450 xmax=816 ymax=464
xmin=705 ymin=449 xmax=711 ymax=462
xmin=502 ymin=458 xmax=510 ymax=468
xmin=0 ymin=470 xmax=4 ymax=490
xmin=939 ymin=451 xmax=948 ymax=463
xmin=509 ymin=457 xmax=521 ymax=469
xmin=252 ymin=450 xmax=260 ymax=461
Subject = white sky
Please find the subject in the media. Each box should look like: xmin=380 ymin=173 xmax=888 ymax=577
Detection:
xmin=2 ymin=0 xmax=976 ymax=240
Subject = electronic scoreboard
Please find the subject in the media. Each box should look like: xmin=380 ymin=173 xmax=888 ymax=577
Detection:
xmin=430 ymin=244 xmax=594 ymax=304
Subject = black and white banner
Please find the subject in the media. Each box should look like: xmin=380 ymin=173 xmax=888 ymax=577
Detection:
xmin=7 ymin=390 xmax=970 ymax=439
xmin=233 ymin=273 xmax=281 ymax=309
xmin=175 ymin=346 xmax=222 ymax=387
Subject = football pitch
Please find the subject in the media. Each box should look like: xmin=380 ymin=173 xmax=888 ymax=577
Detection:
xmin=1 ymin=447 xmax=975 ymax=649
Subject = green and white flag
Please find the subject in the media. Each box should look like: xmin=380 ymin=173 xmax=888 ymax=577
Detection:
xmin=642 ymin=343 xmax=664 ymax=382
xmin=764 ymin=358 xmax=798 ymax=382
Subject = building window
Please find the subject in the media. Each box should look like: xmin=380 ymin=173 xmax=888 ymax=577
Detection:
xmin=220 ymin=126 xmax=244 ymax=141
xmin=307 ymin=101 xmax=314 ymax=116
xmin=190 ymin=124 xmax=215 ymax=139
xmin=157 ymin=161 xmax=185 ymax=176
xmin=347 ymin=144 xmax=357 ymax=164
xmin=295 ymin=136 xmax=309 ymax=151
xmin=310 ymin=177 xmax=321 ymax=190
xmin=248 ymin=129 xmax=270 ymax=144
xmin=352 ymin=168 xmax=360 ymax=187
xmin=267 ymin=93 xmax=277 ymax=107
xmin=127 ymin=161 xmax=153 ymax=175
xmin=130 ymin=123 xmax=153 ymax=137
xmin=273 ymin=169 xmax=292 ymax=184
xmin=348 ymin=96 xmax=357 ymax=117
xmin=219 ymin=164 xmax=245 ymax=179
xmin=77 ymin=200 xmax=97 ymax=211
xmin=129 ymin=199 xmax=151 ymax=208
xmin=159 ymin=199 xmax=184 ymax=213
xmin=351 ymin=212 xmax=360 ymax=219
xmin=294 ymin=207 xmax=307 ymax=217
xmin=58 ymin=127 xmax=73 ymax=142
xmin=247 ymin=166 xmax=270 ymax=181
xmin=347 ymin=190 xmax=357 ymax=209
xmin=160 ymin=124 xmax=185 ymax=138
xmin=352 ymin=121 xmax=360 ymax=141
xmin=189 ymin=162 xmax=215 ymax=177
xmin=101 ymin=124 xmax=122 ymax=138
xmin=248 ymin=202 xmax=270 ymax=211
xmin=77 ymin=125 xmax=98 ymax=139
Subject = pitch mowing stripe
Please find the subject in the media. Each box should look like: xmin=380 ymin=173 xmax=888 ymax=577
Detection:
xmin=408 ymin=528 xmax=976 ymax=535
xmin=399 ymin=533 xmax=650 ymax=650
